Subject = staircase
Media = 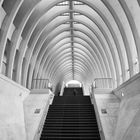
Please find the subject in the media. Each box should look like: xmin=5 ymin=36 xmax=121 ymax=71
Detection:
xmin=40 ymin=89 xmax=101 ymax=140
xmin=63 ymin=87 xmax=83 ymax=96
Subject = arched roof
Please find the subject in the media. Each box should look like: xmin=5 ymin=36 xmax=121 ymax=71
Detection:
xmin=0 ymin=0 xmax=140 ymax=90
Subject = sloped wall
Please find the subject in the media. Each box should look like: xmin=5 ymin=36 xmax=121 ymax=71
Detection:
xmin=0 ymin=74 xmax=30 ymax=140
xmin=113 ymin=73 xmax=140 ymax=140
xmin=0 ymin=74 xmax=29 ymax=100
xmin=0 ymin=95 xmax=27 ymax=140
xmin=23 ymin=89 xmax=53 ymax=140
xmin=91 ymin=88 xmax=120 ymax=140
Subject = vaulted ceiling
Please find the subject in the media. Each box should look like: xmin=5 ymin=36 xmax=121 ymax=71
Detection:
xmin=0 ymin=0 xmax=140 ymax=90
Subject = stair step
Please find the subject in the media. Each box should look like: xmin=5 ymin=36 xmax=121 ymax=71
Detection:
xmin=48 ymin=107 xmax=94 ymax=109
xmin=46 ymin=116 xmax=97 ymax=119
xmin=45 ymin=121 xmax=98 ymax=124
xmin=44 ymin=124 xmax=98 ymax=127
xmin=41 ymin=137 xmax=100 ymax=140
xmin=48 ymin=109 xmax=94 ymax=111
xmin=50 ymin=104 xmax=93 ymax=106
xmin=47 ymin=113 xmax=95 ymax=116
xmin=43 ymin=126 xmax=99 ymax=130
xmin=47 ymin=116 xmax=95 ymax=120
xmin=41 ymin=134 xmax=100 ymax=137
xmin=42 ymin=132 xmax=99 ymax=134
xmin=41 ymin=135 xmax=100 ymax=139
xmin=42 ymin=129 xmax=99 ymax=133
xmin=46 ymin=116 xmax=96 ymax=120
xmin=41 ymin=135 xmax=100 ymax=138
xmin=47 ymin=114 xmax=95 ymax=117
xmin=45 ymin=120 xmax=97 ymax=123
xmin=49 ymin=107 xmax=94 ymax=109
xmin=48 ymin=108 xmax=95 ymax=110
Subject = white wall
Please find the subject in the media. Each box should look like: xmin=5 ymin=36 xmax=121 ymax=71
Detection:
xmin=0 ymin=74 xmax=30 ymax=140
xmin=82 ymin=82 xmax=90 ymax=95
xmin=0 ymin=74 xmax=30 ymax=100
xmin=0 ymin=74 xmax=54 ymax=140
xmin=24 ymin=89 xmax=54 ymax=140
xmin=113 ymin=73 xmax=140 ymax=140
xmin=60 ymin=81 xmax=65 ymax=96
xmin=91 ymin=88 xmax=120 ymax=140
xmin=0 ymin=95 xmax=27 ymax=140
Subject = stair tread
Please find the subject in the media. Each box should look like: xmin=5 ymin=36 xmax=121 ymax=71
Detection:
xmin=42 ymin=129 xmax=99 ymax=132
xmin=42 ymin=127 xmax=99 ymax=130
xmin=41 ymin=137 xmax=100 ymax=140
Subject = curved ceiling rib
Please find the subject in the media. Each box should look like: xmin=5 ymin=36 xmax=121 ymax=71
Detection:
xmin=17 ymin=0 xmax=117 ymax=85
xmin=0 ymin=0 xmax=140 ymax=92
xmin=47 ymin=52 xmax=96 ymax=81
xmin=40 ymin=35 xmax=106 ymax=77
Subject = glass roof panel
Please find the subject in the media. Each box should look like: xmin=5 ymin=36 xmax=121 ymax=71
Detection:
xmin=56 ymin=1 xmax=69 ymax=6
xmin=73 ymin=1 xmax=84 ymax=5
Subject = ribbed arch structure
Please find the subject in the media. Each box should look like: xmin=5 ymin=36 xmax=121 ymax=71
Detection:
xmin=0 ymin=0 xmax=140 ymax=91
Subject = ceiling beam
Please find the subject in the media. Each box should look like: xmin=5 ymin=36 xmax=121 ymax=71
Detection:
xmin=69 ymin=0 xmax=74 ymax=79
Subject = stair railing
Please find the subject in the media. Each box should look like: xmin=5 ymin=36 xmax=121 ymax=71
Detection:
xmin=31 ymin=79 xmax=53 ymax=91
xmin=94 ymin=78 xmax=114 ymax=89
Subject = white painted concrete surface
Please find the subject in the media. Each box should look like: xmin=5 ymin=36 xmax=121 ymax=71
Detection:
xmin=0 ymin=95 xmax=27 ymax=140
xmin=24 ymin=89 xmax=53 ymax=140
xmin=91 ymin=89 xmax=120 ymax=140
xmin=0 ymin=74 xmax=30 ymax=140
xmin=114 ymin=95 xmax=140 ymax=140
xmin=113 ymin=73 xmax=140 ymax=140
xmin=0 ymin=74 xmax=30 ymax=100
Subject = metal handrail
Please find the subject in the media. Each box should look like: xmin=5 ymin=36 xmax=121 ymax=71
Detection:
xmin=31 ymin=79 xmax=50 ymax=89
xmin=94 ymin=78 xmax=113 ymax=88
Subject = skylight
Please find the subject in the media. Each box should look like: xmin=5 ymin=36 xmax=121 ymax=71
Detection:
xmin=56 ymin=1 xmax=69 ymax=6
xmin=60 ymin=12 xmax=70 ymax=16
xmin=73 ymin=12 xmax=81 ymax=16
xmin=73 ymin=1 xmax=84 ymax=5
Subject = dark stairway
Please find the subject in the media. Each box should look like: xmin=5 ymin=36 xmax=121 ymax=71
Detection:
xmin=63 ymin=87 xmax=83 ymax=96
xmin=40 ymin=89 xmax=101 ymax=140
